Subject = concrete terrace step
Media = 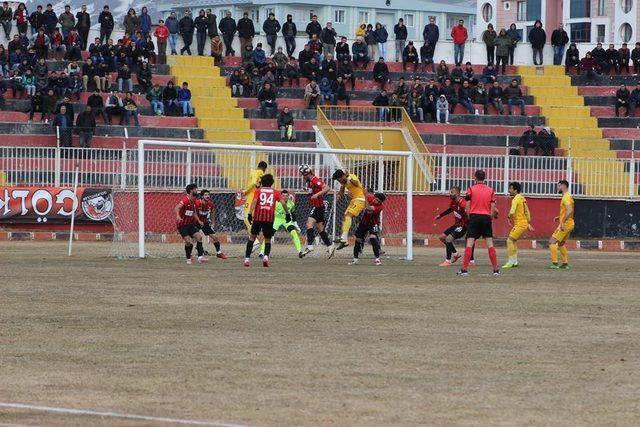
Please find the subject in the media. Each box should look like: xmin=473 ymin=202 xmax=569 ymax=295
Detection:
xmin=598 ymin=117 xmax=640 ymax=128
xmin=603 ymin=127 xmax=640 ymax=139
xmin=0 ymin=111 xmax=198 ymax=128
xmin=0 ymin=122 xmax=203 ymax=139
xmin=571 ymin=74 xmax=640 ymax=86
xmin=0 ymin=134 xmax=206 ymax=149
xmin=590 ymin=106 xmax=640 ymax=118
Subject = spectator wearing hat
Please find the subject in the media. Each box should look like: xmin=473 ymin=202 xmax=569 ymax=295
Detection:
xmin=436 ymin=94 xmax=449 ymax=124
xmin=351 ymin=37 xmax=368 ymax=69
xmin=282 ymin=14 xmax=297 ymax=58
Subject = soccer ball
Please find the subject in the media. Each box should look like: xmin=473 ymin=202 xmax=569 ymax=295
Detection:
xmin=298 ymin=164 xmax=311 ymax=174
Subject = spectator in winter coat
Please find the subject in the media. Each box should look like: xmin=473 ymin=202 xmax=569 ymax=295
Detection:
xmin=451 ymin=19 xmax=468 ymax=65
xmin=75 ymin=4 xmax=91 ymax=49
xmin=505 ymin=79 xmax=525 ymax=116
xmin=436 ymin=95 xmax=449 ymax=124
xmin=518 ymin=124 xmax=538 ymax=155
xmin=482 ymin=24 xmax=497 ymax=65
xmin=257 ymin=81 xmax=277 ymax=117
xmin=506 ymin=23 xmax=520 ymax=65
xmin=31 ymin=28 xmax=49 ymax=60
xmin=205 ymin=9 xmax=218 ymax=39
xmin=105 ymin=90 xmax=124 ymax=124
xmin=615 ymin=83 xmax=630 ymax=117
xmin=154 ymin=20 xmax=170 ymax=57
xmin=53 ymin=105 xmax=72 ymax=147
xmin=87 ymin=90 xmax=108 ymax=123
xmin=237 ymin=12 xmax=255 ymax=53
xmin=281 ymin=14 xmax=297 ymax=58
xmin=373 ymin=23 xmax=388 ymax=60
xmin=482 ymin=63 xmax=498 ymax=84
xmin=76 ymin=106 xmax=96 ymax=147
xmin=619 ymin=43 xmax=631 ymax=74
xmin=422 ymin=16 xmax=439 ymax=54
xmin=372 ymin=89 xmax=390 ymax=121
xmin=98 ymin=5 xmax=114 ymax=43
xmin=117 ymin=64 xmax=132 ymax=93
xmin=42 ymin=4 xmax=57 ymax=36
xmin=320 ymin=22 xmax=337 ymax=58
xmin=320 ymin=53 xmax=337 ymax=81
xmin=177 ymin=82 xmax=194 ymax=116
xmin=420 ymin=41 xmax=436 ymax=72
xmin=122 ymin=92 xmax=140 ymax=126
xmin=488 ymin=81 xmax=505 ymax=114
xmin=565 ymin=43 xmax=580 ymax=73
xmin=28 ymin=5 xmax=44 ymax=36
xmin=351 ymin=37 xmax=368 ymax=69
xmin=304 ymin=79 xmax=320 ymax=109
xmin=162 ymin=81 xmax=178 ymax=112
xmin=285 ymin=58 xmax=300 ymax=87
xmin=536 ymin=127 xmax=557 ymax=156
xmin=632 ymin=42 xmax=640 ymax=75
xmin=335 ymin=36 xmax=350 ymax=62
xmin=365 ymin=24 xmax=377 ymax=61
xmin=331 ymin=75 xmax=349 ymax=105
xmin=58 ymin=5 xmax=76 ymax=40
xmin=146 ymin=84 xmax=164 ymax=115
xmin=123 ymin=9 xmax=140 ymax=38
xmin=219 ymin=11 xmax=236 ymax=56
xmin=140 ymin=7 xmax=151 ymax=38
xmin=338 ymin=58 xmax=355 ymax=90
xmin=319 ymin=76 xmax=333 ymax=105
xmin=301 ymin=56 xmax=319 ymax=80
xmin=194 ymin=10 xmax=209 ymax=56
xmin=253 ymin=42 xmax=267 ymax=70
xmin=629 ymin=82 xmax=640 ymax=116
xmin=402 ymin=41 xmax=418 ymax=71
xmin=13 ymin=3 xmax=28 ymax=36
xmin=578 ymin=52 xmax=599 ymax=79
xmin=551 ymin=24 xmax=569 ymax=66
xmin=165 ymin=12 xmax=179 ymax=55
xmin=210 ymin=35 xmax=223 ymax=65
xmin=277 ymin=106 xmax=296 ymax=141
xmin=305 ymin=15 xmax=321 ymax=39
xmin=450 ymin=63 xmax=464 ymax=85
xmin=591 ymin=42 xmax=608 ymax=73
xmin=136 ymin=62 xmax=153 ymax=93
xmin=373 ymin=57 xmax=389 ymax=90
xmin=458 ymin=80 xmax=477 ymax=115
xmin=394 ymin=18 xmax=407 ymax=62
xmin=494 ymin=29 xmax=512 ymax=73
xmin=262 ymin=13 xmax=280 ymax=55
xmin=605 ymin=44 xmax=620 ymax=75
xmin=528 ymin=20 xmax=546 ymax=65
xmin=179 ymin=11 xmax=195 ymax=55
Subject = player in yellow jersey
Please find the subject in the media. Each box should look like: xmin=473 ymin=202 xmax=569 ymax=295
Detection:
xmin=329 ymin=169 xmax=367 ymax=257
xmin=242 ymin=161 xmax=267 ymax=253
xmin=549 ymin=180 xmax=574 ymax=269
xmin=502 ymin=182 xmax=534 ymax=269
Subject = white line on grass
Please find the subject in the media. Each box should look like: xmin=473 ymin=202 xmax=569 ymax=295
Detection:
xmin=0 ymin=402 xmax=251 ymax=427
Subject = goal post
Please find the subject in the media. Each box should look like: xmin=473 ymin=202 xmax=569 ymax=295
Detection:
xmin=111 ymin=140 xmax=415 ymax=260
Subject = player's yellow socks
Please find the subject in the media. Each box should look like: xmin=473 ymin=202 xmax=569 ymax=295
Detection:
xmin=559 ymin=245 xmax=569 ymax=264
xmin=549 ymin=242 xmax=559 ymax=263
xmin=507 ymin=239 xmax=517 ymax=261
xmin=290 ymin=230 xmax=301 ymax=252
xmin=341 ymin=215 xmax=352 ymax=241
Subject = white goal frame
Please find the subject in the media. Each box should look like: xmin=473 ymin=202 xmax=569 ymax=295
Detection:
xmin=136 ymin=140 xmax=414 ymax=260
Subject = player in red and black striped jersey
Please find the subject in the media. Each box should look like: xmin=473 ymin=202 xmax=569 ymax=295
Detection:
xmin=244 ymin=173 xmax=291 ymax=267
xmin=298 ymin=165 xmax=332 ymax=257
xmin=350 ymin=192 xmax=385 ymax=266
xmin=195 ymin=189 xmax=227 ymax=259
xmin=175 ymin=183 xmax=207 ymax=264
xmin=435 ymin=186 xmax=474 ymax=266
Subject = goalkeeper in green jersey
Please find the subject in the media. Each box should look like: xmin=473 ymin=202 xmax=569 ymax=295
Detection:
xmin=261 ymin=190 xmax=303 ymax=257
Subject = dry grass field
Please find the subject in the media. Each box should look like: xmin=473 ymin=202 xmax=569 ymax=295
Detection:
xmin=1 ymin=241 xmax=639 ymax=426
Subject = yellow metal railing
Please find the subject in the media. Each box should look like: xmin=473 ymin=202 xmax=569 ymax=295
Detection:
xmin=316 ymin=106 xmax=345 ymax=149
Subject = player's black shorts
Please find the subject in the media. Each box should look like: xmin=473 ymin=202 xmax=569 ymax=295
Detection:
xmin=444 ymin=225 xmax=467 ymax=239
xmin=250 ymin=220 xmax=275 ymax=239
xmin=355 ymin=223 xmax=379 ymax=239
xmin=308 ymin=205 xmax=326 ymax=223
xmin=199 ymin=222 xmax=215 ymax=236
xmin=466 ymin=214 xmax=493 ymax=239
xmin=178 ymin=223 xmax=200 ymax=238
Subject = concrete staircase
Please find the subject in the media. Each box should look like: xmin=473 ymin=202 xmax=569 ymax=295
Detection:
xmin=519 ymin=65 xmax=633 ymax=196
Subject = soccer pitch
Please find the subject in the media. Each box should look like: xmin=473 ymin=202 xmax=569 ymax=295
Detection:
xmin=1 ymin=241 xmax=639 ymax=426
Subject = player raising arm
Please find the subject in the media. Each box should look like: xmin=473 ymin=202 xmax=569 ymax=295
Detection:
xmin=502 ymin=182 xmax=533 ymax=269
xmin=435 ymin=186 xmax=475 ymax=267
xmin=329 ymin=169 xmax=366 ymax=257
xmin=458 ymin=170 xmax=500 ymax=276
xmin=244 ymin=174 xmax=290 ymax=268
xmin=549 ymin=180 xmax=574 ymax=269
xmin=175 ymin=183 xmax=207 ymax=265
xmin=299 ymin=165 xmax=332 ymax=257
xmin=242 ymin=161 xmax=268 ymax=254
xmin=195 ymin=189 xmax=227 ymax=259
xmin=350 ymin=192 xmax=385 ymax=266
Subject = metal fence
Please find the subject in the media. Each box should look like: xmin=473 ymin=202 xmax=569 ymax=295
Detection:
xmin=0 ymin=146 xmax=638 ymax=199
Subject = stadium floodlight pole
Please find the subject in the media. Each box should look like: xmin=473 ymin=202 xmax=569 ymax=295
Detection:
xmin=136 ymin=140 xmax=415 ymax=259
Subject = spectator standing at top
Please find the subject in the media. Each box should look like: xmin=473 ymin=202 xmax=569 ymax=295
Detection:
xmin=140 ymin=6 xmax=152 ymax=39
xmin=75 ymin=5 xmax=90 ymax=50
xmin=58 ymin=5 xmax=75 ymax=40
xmin=123 ymin=8 xmax=140 ymax=38
xmin=632 ymin=42 xmax=640 ymax=75
xmin=154 ymin=19 xmax=169 ymax=59
xmin=306 ymin=15 xmax=321 ymax=39
xmin=219 ymin=11 xmax=236 ymax=57
xmin=373 ymin=23 xmax=388 ymax=60
xmin=179 ymin=10 xmax=195 ymax=56
xmin=205 ymin=9 xmax=218 ymax=40
xmin=237 ymin=12 xmax=255 ymax=53
xmin=320 ymin=22 xmax=337 ymax=58
xmin=14 ymin=3 xmax=28 ymax=36
xmin=0 ymin=2 xmax=12 ymax=40
xmin=482 ymin=24 xmax=497 ymax=65
xmin=394 ymin=18 xmax=407 ymax=62
xmin=28 ymin=5 xmax=44 ymax=36
xmin=619 ymin=43 xmax=631 ymax=75
xmin=365 ymin=24 xmax=377 ymax=60
xmin=551 ymin=23 xmax=569 ymax=66
xmin=494 ymin=29 xmax=511 ymax=74
xmin=422 ymin=16 xmax=439 ymax=55
xmin=605 ymin=43 xmax=620 ymax=75
xmin=451 ymin=19 xmax=468 ymax=65
xmin=194 ymin=10 xmax=208 ymax=56
xmin=263 ymin=12 xmax=280 ymax=55
xmin=98 ymin=5 xmax=113 ymax=43
xmin=43 ymin=3 xmax=57 ymax=36
xmin=528 ymin=20 xmax=546 ymax=66
xmin=282 ymin=14 xmax=297 ymax=58
xmin=165 ymin=12 xmax=179 ymax=55
xmin=506 ymin=23 xmax=520 ymax=65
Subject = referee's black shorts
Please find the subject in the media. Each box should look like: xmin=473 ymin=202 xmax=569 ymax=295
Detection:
xmin=466 ymin=214 xmax=493 ymax=239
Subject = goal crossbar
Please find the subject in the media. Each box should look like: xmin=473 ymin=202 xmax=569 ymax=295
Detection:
xmin=136 ymin=140 xmax=414 ymax=260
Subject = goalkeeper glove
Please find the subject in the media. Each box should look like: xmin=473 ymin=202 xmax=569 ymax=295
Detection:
xmin=247 ymin=214 xmax=253 ymax=224
xmin=285 ymin=213 xmax=292 ymax=223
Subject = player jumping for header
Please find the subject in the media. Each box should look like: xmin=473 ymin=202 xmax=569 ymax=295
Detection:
xmin=458 ymin=170 xmax=500 ymax=276
xmin=502 ymin=182 xmax=533 ymax=269
xmin=549 ymin=180 xmax=574 ymax=269
xmin=260 ymin=189 xmax=303 ymax=257
xmin=195 ymin=189 xmax=227 ymax=259
xmin=329 ymin=169 xmax=366 ymax=258
xmin=350 ymin=192 xmax=385 ymax=266
xmin=245 ymin=174 xmax=291 ymax=267
xmin=175 ymin=183 xmax=207 ymax=265
xmin=299 ymin=165 xmax=332 ymax=257
xmin=243 ymin=161 xmax=268 ymax=255
xmin=435 ymin=186 xmax=475 ymax=267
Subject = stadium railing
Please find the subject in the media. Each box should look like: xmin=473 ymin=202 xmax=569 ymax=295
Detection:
xmin=0 ymin=146 xmax=638 ymax=199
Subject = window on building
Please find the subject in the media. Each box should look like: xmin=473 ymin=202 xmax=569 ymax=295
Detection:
xmin=334 ymin=9 xmax=345 ymax=23
xmin=597 ymin=0 xmax=606 ymax=15
xmin=358 ymin=11 xmax=369 ymax=24
xmin=621 ymin=0 xmax=633 ymax=14
xmin=620 ymin=23 xmax=633 ymax=42
xmin=250 ymin=9 xmax=259 ymax=23
xmin=403 ymin=14 xmax=414 ymax=27
xmin=481 ymin=3 xmax=493 ymax=23
xmin=517 ymin=1 xmax=527 ymax=21
xmin=570 ymin=0 xmax=591 ymax=18
xmin=446 ymin=15 xmax=467 ymax=38
xmin=570 ymin=22 xmax=591 ymax=42
xmin=526 ymin=0 xmax=542 ymax=21
xmin=309 ymin=9 xmax=315 ymax=20
xmin=596 ymin=24 xmax=605 ymax=43
xmin=266 ymin=7 xmax=275 ymax=17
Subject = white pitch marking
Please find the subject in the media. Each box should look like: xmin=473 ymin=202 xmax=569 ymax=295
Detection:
xmin=0 ymin=402 xmax=251 ymax=427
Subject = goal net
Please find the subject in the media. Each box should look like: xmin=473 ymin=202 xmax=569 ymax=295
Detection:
xmin=110 ymin=141 xmax=414 ymax=261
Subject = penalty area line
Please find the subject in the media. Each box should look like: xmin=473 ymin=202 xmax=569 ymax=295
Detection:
xmin=0 ymin=402 xmax=251 ymax=427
